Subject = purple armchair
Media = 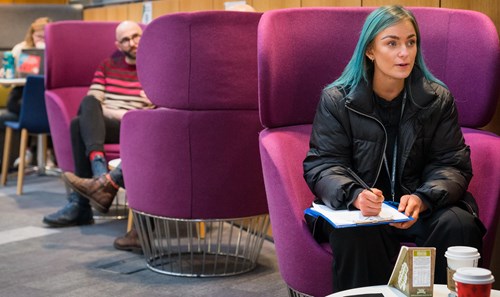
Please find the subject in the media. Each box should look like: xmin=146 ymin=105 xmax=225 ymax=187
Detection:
xmin=44 ymin=21 xmax=122 ymax=172
xmin=258 ymin=7 xmax=500 ymax=296
xmin=120 ymin=11 xmax=269 ymax=277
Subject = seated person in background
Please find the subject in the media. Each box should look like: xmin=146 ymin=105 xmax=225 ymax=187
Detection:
xmin=0 ymin=17 xmax=51 ymax=169
xmin=43 ymin=21 xmax=154 ymax=228
xmin=303 ymin=5 xmax=485 ymax=293
xmin=61 ymin=163 xmax=141 ymax=252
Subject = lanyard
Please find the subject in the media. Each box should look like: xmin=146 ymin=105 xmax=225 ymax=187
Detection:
xmin=383 ymin=90 xmax=406 ymax=202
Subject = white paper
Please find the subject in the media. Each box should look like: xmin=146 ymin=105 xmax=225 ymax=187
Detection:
xmin=305 ymin=202 xmax=412 ymax=228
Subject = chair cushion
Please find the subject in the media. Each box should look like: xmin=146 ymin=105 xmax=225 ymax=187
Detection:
xmin=462 ymin=128 xmax=500 ymax=267
xmin=137 ymin=11 xmax=262 ymax=110
xmin=45 ymin=21 xmax=121 ymax=91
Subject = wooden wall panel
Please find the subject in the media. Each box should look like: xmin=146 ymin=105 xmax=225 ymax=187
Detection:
xmin=127 ymin=2 xmax=144 ymax=22
xmin=13 ymin=0 xmax=67 ymax=3
xmin=83 ymin=6 xmax=107 ymax=21
xmin=252 ymin=0 xmax=301 ymax=11
xmin=179 ymin=0 xmax=213 ymax=12
xmin=302 ymin=0 xmax=361 ymax=7
xmin=213 ymin=0 xmax=232 ymax=10
xmin=362 ymin=0 xmax=439 ymax=7
xmin=105 ymin=5 xmax=128 ymax=21
xmin=152 ymin=0 xmax=180 ymax=18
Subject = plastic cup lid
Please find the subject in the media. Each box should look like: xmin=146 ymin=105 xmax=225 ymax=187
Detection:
xmin=445 ymin=246 xmax=481 ymax=259
xmin=453 ymin=267 xmax=495 ymax=285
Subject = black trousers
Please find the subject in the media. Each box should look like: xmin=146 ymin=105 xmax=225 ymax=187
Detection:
xmin=0 ymin=86 xmax=23 ymax=168
xmin=0 ymin=109 xmax=20 ymax=168
xmin=321 ymin=205 xmax=484 ymax=292
xmin=70 ymin=96 xmax=120 ymax=179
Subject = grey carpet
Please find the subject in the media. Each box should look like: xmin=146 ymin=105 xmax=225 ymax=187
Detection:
xmin=0 ymin=174 xmax=288 ymax=297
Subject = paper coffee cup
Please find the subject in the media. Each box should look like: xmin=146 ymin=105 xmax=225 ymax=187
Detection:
xmin=453 ymin=267 xmax=495 ymax=297
xmin=445 ymin=246 xmax=481 ymax=293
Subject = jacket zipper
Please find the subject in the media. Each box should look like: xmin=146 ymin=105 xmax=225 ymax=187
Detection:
xmin=345 ymin=105 xmax=387 ymax=186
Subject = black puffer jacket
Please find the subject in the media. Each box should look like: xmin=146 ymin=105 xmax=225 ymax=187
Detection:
xmin=303 ymin=67 xmax=472 ymax=213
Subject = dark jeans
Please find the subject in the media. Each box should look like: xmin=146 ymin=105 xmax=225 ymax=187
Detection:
xmin=70 ymin=95 xmax=120 ymax=180
xmin=7 ymin=86 xmax=23 ymax=114
xmin=109 ymin=163 xmax=124 ymax=189
xmin=321 ymin=205 xmax=484 ymax=292
xmin=0 ymin=86 xmax=23 ymax=168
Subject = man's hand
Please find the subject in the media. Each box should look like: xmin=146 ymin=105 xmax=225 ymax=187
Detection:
xmin=102 ymin=106 xmax=127 ymax=120
xmin=390 ymin=194 xmax=428 ymax=229
xmin=140 ymin=90 xmax=153 ymax=105
xmin=353 ymin=188 xmax=384 ymax=216
xmin=87 ymin=89 xmax=105 ymax=102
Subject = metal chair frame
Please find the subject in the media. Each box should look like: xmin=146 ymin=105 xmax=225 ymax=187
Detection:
xmin=133 ymin=210 xmax=270 ymax=277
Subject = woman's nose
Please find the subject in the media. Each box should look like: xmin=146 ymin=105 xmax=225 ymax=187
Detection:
xmin=399 ymin=45 xmax=409 ymax=58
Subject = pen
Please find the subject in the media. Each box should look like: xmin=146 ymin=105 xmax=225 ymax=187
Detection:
xmin=346 ymin=167 xmax=400 ymax=207
xmin=345 ymin=167 xmax=373 ymax=193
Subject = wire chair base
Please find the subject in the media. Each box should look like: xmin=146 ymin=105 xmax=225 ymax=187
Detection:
xmin=132 ymin=211 xmax=270 ymax=277
xmin=287 ymin=287 xmax=314 ymax=297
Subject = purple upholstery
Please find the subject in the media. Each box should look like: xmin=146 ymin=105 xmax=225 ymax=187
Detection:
xmin=258 ymin=7 xmax=500 ymax=296
xmin=259 ymin=126 xmax=332 ymax=297
xmin=412 ymin=8 xmax=500 ymax=128
xmin=259 ymin=7 xmax=500 ymax=129
xmin=120 ymin=11 xmax=267 ymax=219
xmin=136 ymin=12 xmax=260 ymax=110
xmin=462 ymin=128 xmax=500 ymax=267
xmin=44 ymin=21 xmax=128 ymax=172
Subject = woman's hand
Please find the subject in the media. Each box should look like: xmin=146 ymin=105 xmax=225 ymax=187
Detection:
xmin=353 ymin=188 xmax=384 ymax=216
xmin=390 ymin=194 xmax=427 ymax=229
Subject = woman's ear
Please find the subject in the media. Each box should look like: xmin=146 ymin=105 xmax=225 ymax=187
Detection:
xmin=365 ymin=47 xmax=374 ymax=61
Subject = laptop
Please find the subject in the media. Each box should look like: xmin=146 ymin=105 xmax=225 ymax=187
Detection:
xmin=17 ymin=48 xmax=45 ymax=77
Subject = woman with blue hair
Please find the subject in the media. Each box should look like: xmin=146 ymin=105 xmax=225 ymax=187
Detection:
xmin=303 ymin=5 xmax=485 ymax=292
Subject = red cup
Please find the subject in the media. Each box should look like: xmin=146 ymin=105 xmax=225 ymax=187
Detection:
xmin=453 ymin=267 xmax=495 ymax=297
xmin=456 ymin=282 xmax=492 ymax=297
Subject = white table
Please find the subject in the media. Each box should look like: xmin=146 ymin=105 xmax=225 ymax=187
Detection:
xmin=0 ymin=77 xmax=26 ymax=87
xmin=327 ymin=284 xmax=500 ymax=296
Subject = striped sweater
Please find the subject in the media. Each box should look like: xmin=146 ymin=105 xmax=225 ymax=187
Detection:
xmin=89 ymin=54 xmax=152 ymax=110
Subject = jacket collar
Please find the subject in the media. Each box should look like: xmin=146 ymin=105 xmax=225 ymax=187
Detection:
xmin=345 ymin=66 xmax=439 ymax=115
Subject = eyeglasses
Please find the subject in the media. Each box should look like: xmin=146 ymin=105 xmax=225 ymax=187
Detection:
xmin=119 ymin=33 xmax=141 ymax=46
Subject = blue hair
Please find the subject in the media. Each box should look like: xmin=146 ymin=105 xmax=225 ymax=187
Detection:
xmin=328 ymin=5 xmax=445 ymax=92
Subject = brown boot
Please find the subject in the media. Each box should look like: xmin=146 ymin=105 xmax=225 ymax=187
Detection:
xmin=62 ymin=172 xmax=118 ymax=213
xmin=114 ymin=228 xmax=142 ymax=253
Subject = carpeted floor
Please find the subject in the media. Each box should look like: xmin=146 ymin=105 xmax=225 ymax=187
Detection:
xmin=0 ymin=173 xmax=288 ymax=297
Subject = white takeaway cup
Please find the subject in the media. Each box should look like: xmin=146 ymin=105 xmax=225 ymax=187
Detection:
xmin=445 ymin=246 xmax=481 ymax=294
